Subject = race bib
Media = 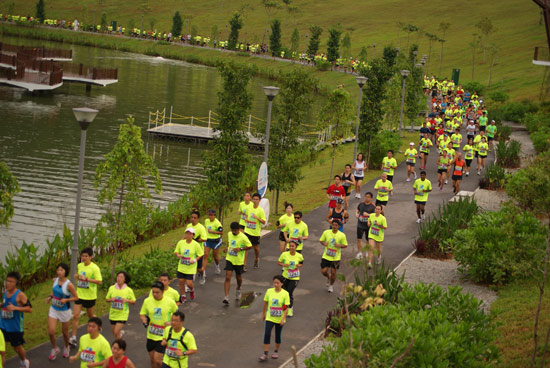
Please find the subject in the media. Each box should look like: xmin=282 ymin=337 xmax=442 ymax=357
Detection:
xmin=1 ymin=308 xmax=13 ymax=319
xmin=378 ymin=187 xmax=388 ymax=194
xmin=455 ymin=166 xmax=463 ymax=172
xmin=112 ymin=297 xmax=124 ymax=310
xmin=325 ymin=247 xmax=337 ymax=257
xmin=330 ymin=195 xmax=340 ymax=201
xmin=359 ymin=215 xmax=369 ymax=223
xmin=180 ymin=257 xmax=191 ymax=266
xmin=417 ymin=191 xmax=424 ymax=196
xmin=406 ymin=158 xmax=414 ymax=163
xmin=149 ymin=323 xmax=165 ymax=336
xmin=370 ymin=227 xmax=380 ymax=236
xmin=246 ymin=221 xmax=256 ymax=230
xmin=269 ymin=306 xmax=283 ymax=317
xmin=81 ymin=349 xmax=96 ymax=363
xmin=165 ymin=346 xmax=181 ymax=358
xmin=480 ymin=149 xmax=487 ymax=155
xmin=438 ymin=165 xmax=448 ymax=170
xmin=287 ymin=268 xmax=300 ymax=278
xmin=51 ymin=296 xmax=65 ymax=308
xmin=383 ymin=166 xmax=390 ymax=173
xmin=290 ymin=237 xmax=301 ymax=244
xmin=228 ymin=248 xmax=239 ymax=257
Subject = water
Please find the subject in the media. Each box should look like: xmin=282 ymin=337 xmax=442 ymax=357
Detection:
xmin=0 ymin=36 xmax=286 ymax=258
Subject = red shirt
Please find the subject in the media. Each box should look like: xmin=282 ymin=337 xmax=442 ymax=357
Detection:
xmin=108 ymin=356 xmax=128 ymax=368
xmin=326 ymin=185 xmax=345 ymax=208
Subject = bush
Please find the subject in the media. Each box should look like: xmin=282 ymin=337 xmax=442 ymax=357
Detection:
xmin=315 ymin=59 xmax=331 ymax=71
xmin=531 ymin=126 xmax=550 ymax=153
xmin=306 ymin=283 xmax=499 ymax=368
xmin=495 ymin=123 xmax=511 ymax=141
xmin=462 ymin=81 xmax=486 ymax=96
xmin=479 ymin=164 xmax=508 ymax=190
xmin=521 ymin=112 xmax=550 ymax=134
xmin=496 ymin=139 xmax=521 ymax=168
xmin=449 ymin=205 xmax=546 ymax=284
xmin=366 ymin=130 xmax=401 ymax=169
xmin=502 ymin=101 xmax=538 ymax=122
xmin=487 ymin=91 xmax=509 ymax=104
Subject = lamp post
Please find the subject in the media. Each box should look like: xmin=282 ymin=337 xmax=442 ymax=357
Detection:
xmin=413 ymin=50 xmax=418 ymax=64
xmin=399 ymin=70 xmax=410 ymax=137
xmin=70 ymin=107 xmax=98 ymax=284
xmin=353 ymin=76 xmax=368 ymax=160
xmin=263 ymin=86 xmax=279 ymax=163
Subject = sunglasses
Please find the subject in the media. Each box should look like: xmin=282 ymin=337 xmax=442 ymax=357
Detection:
xmin=294 ymin=216 xmax=301 ymax=219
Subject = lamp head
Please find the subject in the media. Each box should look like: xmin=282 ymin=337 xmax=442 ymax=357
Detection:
xmin=415 ymin=63 xmax=423 ymax=68
xmin=400 ymin=69 xmax=410 ymax=78
xmin=355 ymin=76 xmax=368 ymax=88
xmin=72 ymin=107 xmax=98 ymax=131
xmin=263 ymin=86 xmax=280 ymax=101
xmin=413 ymin=50 xmax=418 ymax=56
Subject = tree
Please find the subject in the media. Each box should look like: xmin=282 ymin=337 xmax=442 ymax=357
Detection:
xmin=438 ymin=22 xmax=451 ymax=77
xmin=424 ymin=32 xmax=438 ymax=74
xmin=266 ymin=69 xmax=317 ymax=213
xmin=475 ymin=16 xmax=495 ymax=61
xmin=172 ymin=11 xmax=183 ymax=37
xmin=318 ymin=88 xmax=353 ymax=185
xmin=341 ymin=32 xmax=351 ymax=59
xmin=307 ymin=25 xmax=323 ymax=56
xmin=228 ymin=12 xmax=243 ymax=50
xmin=211 ymin=24 xmax=219 ymax=43
xmin=94 ymin=116 xmax=162 ymax=280
xmin=0 ymin=162 xmax=20 ymax=227
xmin=149 ymin=18 xmax=156 ymax=32
xmin=358 ymin=46 xmax=368 ymax=62
xmin=403 ymin=24 xmax=418 ymax=51
xmin=326 ymin=25 xmax=342 ymax=64
xmin=200 ymin=61 xmax=257 ymax=220
xmin=270 ymin=19 xmax=282 ymax=56
xmin=469 ymin=33 xmax=481 ymax=80
xmin=290 ymin=27 xmax=300 ymax=53
xmin=100 ymin=12 xmax=108 ymax=31
xmin=35 ymin=0 xmax=45 ymax=23
xmin=487 ymin=43 xmax=499 ymax=87
xmin=506 ymin=151 xmax=550 ymax=368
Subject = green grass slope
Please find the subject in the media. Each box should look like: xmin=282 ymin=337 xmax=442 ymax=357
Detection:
xmin=3 ymin=0 xmax=546 ymax=99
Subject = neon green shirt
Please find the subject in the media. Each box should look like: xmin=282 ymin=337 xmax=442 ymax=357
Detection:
xmin=320 ymin=229 xmax=347 ymax=261
xmin=140 ymin=296 xmax=178 ymax=341
xmin=238 ymin=201 xmax=253 ymax=226
xmin=186 ymin=223 xmax=207 ymax=243
xmin=244 ymin=206 xmax=265 ymax=237
xmin=278 ymin=213 xmax=293 ymax=232
xmin=463 ymin=144 xmax=475 ymax=160
xmin=451 ymin=133 xmax=462 ymax=148
xmin=374 ymin=179 xmax=393 ymax=201
xmin=419 ymin=138 xmax=433 ymax=153
xmin=479 ymin=116 xmax=488 ymax=127
xmin=283 ymin=221 xmax=309 ymax=251
xmin=413 ymin=178 xmax=432 ymax=202
xmin=278 ymin=251 xmax=304 ymax=280
xmin=76 ymin=262 xmax=102 ymax=301
xmin=404 ymin=148 xmax=418 ymax=164
xmin=473 ymin=135 xmax=483 ymax=151
xmin=148 ymin=287 xmax=180 ymax=305
xmin=204 ymin=218 xmax=222 ymax=240
xmin=438 ymin=155 xmax=450 ymax=170
xmin=0 ymin=330 xmax=4 ymax=368
xmin=368 ymin=213 xmax=387 ymax=242
xmin=382 ymin=157 xmax=397 ymax=176
xmin=264 ymin=288 xmax=290 ymax=324
xmin=174 ymin=239 xmax=204 ymax=274
xmin=78 ymin=333 xmax=112 ymax=368
xmin=106 ymin=285 xmax=136 ymax=322
xmin=486 ymin=125 xmax=497 ymax=138
xmin=478 ymin=142 xmax=489 ymax=156
xmin=162 ymin=327 xmax=197 ymax=368
xmin=225 ymin=231 xmax=252 ymax=266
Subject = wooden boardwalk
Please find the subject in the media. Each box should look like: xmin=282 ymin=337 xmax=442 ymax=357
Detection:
xmin=147 ymin=123 xmax=264 ymax=146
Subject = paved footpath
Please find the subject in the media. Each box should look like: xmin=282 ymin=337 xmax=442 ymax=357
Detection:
xmin=9 ymin=137 xmax=493 ymax=367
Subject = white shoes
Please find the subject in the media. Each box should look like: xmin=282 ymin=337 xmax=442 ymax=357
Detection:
xmin=215 ymin=264 xmax=221 ymax=274
xmin=355 ymin=252 xmax=363 ymax=259
xmin=421 ymin=213 xmax=425 ymax=220
xmin=355 ymin=193 xmax=361 ymax=199
xmin=406 ymin=178 xmax=411 ymax=182
xmin=69 ymin=335 xmax=77 ymax=347
xmin=236 ymin=289 xmax=242 ymax=300
xmin=445 ymin=180 xmax=448 ymax=184
xmin=199 ymin=271 xmax=206 ymax=285
xmin=414 ymin=173 xmax=417 ymax=179
xmin=376 ymin=256 xmax=382 ymax=265
xmin=416 ymin=218 xmax=422 ymax=223
xmin=327 ymin=285 xmax=334 ymax=293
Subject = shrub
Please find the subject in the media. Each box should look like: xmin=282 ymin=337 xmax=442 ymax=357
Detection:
xmin=449 ymin=205 xmax=546 ymax=284
xmin=487 ymin=91 xmax=509 ymax=104
xmin=501 ymin=101 xmax=538 ymax=122
xmin=306 ymin=283 xmax=499 ymax=368
xmin=367 ymin=130 xmax=401 ymax=169
xmin=315 ymin=59 xmax=331 ymax=71
xmin=521 ymin=112 xmax=550 ymax=134
xmin=462 ymin=81 xmax=486 ymax=96
xmin=479 ymin=164 xmax=508 ymax=190
xmin=531 ymin=126 xmax=550 ymax=153
xmin=495 ymin=123 xmax=511 ymax=141
xmin=496 ymin=139 xmax=521 ymax=168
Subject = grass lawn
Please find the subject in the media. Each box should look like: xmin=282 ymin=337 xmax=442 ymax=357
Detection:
xmin=491 ymin=278 xmax=550 ymax=367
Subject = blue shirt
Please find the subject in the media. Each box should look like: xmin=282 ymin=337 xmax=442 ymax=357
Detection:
xmin=0 ymin=290 xmax=24 ymax=332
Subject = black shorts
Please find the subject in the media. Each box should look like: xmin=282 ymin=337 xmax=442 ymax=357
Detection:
xmin=437 ymin=168 xmax=447 ymax=175
xmin=245 ymin=233 xmax=260 ymax=246
xmin=488 ymin=136 xmax=494 ymax=141
xmin=320 ymin=258 xmax=340 ymax=270
xmin=387 ymin=175 xmax=394 ymax=182
xmin=1 ymin=329 xmax=25 ymax=347
xmin=224 ymin=260 xmax=244 ymax=275
xmin=357 ymin=227 xmax=369 ymax=240
xmin=354 ymin=176 xmax=364 ymax=182
xmin=415 ymin=200 xmax=427 ymax=205
xmin=480 ymin=126 xmax=486 ymax=132
xmin=452 ymin=175 xmax=463 ymax=181
xmin=479 ymin=154 xmax=487 ymax=159
xmin=420 ymin=151 xmax=428 ymax=156
xmin=376 ymin=199 xmax=388 ymax=207
xmin=75 ymin=299 xmax=96 ymax=309
xmin=146 ymin=338 xmax=166 ymax=353
xmin=176 ymin=271 xmax=194 ymax=280
xmin=467 ymin=134 xmax=474 ymax=140
xmin=197 ymin=257 xmax=203 ymax=270
xmin=406 ymin=162 xmax=415 ymax=167
xmin=465 ymin=159 xmax=472 ymax=167
xmin=278 ymin=232 xmax=286 ymax=242
xmin=110 ymin=320 xmax=127 ymax=325
xmin=475 ymin=151 xmax=479 ymax=158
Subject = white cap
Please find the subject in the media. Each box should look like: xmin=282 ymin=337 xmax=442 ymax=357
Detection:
xmin=409 ymin=142 xmax=414 ymax=146
xmin=185 ymin=227 xmax=195 ymax=234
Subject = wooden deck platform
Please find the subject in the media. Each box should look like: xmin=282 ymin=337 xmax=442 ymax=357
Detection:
xmin=147 ymin=123 xmax=264 ymax=146
xmin=62 ymin=75 xmax=118 ymax=87
xmin=0 ymin=78 xmax=62 ymax=91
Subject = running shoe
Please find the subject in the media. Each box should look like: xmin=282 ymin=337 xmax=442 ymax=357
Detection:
xmin=259 ymin=354 xmax=268 ymax=362
xmin=367 ymin=262 xmax=372 ymax=269
xmin=466 ymin=172 xmax=469 ymax=176
xmin=223 ymin=296 xmax=230 ymax=305
xmin=416 ymin=218 xmax=422 ymax=223
xmin=49 ymin=347 xmax=60 ymax=361
xmin=328 ymin=285 xmax=334 ymax=293
xmin=377 ymin=256 xmax=382 ymax=265
xmin=254 ymin=260 xmax=259 ymax=268
xmin=406 ymin=178 xmax=411 ymax=182
xmin=69 ymin=335 xmax=77 ymax=347
xmin=421 ymin=213 xmax=425 ymax=220
xmin=189 ymin=290 xmax=195 ymax=301
xmin=62 ymin=346 xmax=70 ymax=358
xmin=236 ymin=289 xmax=242 ymax=300
xmin=215 ymin=264 xmax=221 ymax=274
xmin=477 ymin=171 xmax=480 ymax=175
xmin=21 ymin=359 xmax=30 ymax=368
xmin=414 ymin=173 xmax=417 ymax=179
xmin=355 ymin=252 xmax=363 ymax=260
xmin=445 ymin=180 xmax=448 ymax=184
xmin=199 ymin=274 xmax=206 ymax=285
xmin=120 ymin=330 xmax=126 ymax=339
xmin=180 ymin=294 xmax=187 ymax=303
xmin=272 ymin=352 xmax=279 ymax=359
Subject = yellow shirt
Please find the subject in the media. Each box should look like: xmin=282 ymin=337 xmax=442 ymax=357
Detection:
xmin=162 ymin=327 xmax=197 ymax=368
xmin=140 ymin=296 xmax=178 ymax=341
xmin=76 ymin=262 xmax=102 ymax=301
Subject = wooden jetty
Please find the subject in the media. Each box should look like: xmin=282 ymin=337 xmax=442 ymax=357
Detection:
xmin=148 ymin=123 xmax=264 ymax=146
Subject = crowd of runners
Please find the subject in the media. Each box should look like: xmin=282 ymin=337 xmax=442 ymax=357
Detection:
xmin=0 ymin=76 xmax=492 ymax=367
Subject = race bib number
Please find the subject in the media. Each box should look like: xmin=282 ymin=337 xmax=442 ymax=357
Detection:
xmin=51 ymin=296 xmax=65 ymax=308
xmin=383 ymin=166 xmax=390 ymax=173
xmin=325 ymin=247 xmax=337 ymax=257
xmin=77 ymin=279 xmax=89 ymax=289
xmin=246 ymin=221 xmax=256 ymax=230
xmin=370 ymin=227 xmax=380 ymax=236
xmin=417 ymin=191 xmax=424 ymax=196
xmin=438 ymin=165 xmax=448 ymax=170
xmin=165 ymin=346 xmax=181 ymax=358
xmin=1 ymin=308 xmax=13 ymax=319
xmin=290 ymin=237 xmax=301 ymax=244
xmin=81 ymin=349 xmax=96 ymax=363
xmin=480 ymin=149 xmax=487 ymax=155
xmin=180 ymin=257 xmax=191 ymax=266
xmin=330 ymin=195 xmax=340 ymax=201
xmin=406 ymin=158 xmax=414 ymax=163
xmin=112 ymin=297 xmax=124 ymax=310
xmin=378 ymin=187 xmax=387 ymax=194
xmin=287 ymin=268 xmax=300 ymax=278
xmin=455 ymin=166 xmax=463 ymax=172
xmin=359 ymin=215 xmax=369 ymax=223
xmin=149 ymin=323 xmax=165 ymax=336
xmin=228 ymin=247 xmax=239 ymax=257
xmin=269 ymin=306 xmax=283 ymax=317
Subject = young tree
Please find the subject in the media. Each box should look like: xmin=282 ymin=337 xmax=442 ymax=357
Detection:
xmin=100 ymin=12 xmax=108 ymax=31
xmin=290 ymin=27 xmax=300 ymax=53
xmin=0 ymin=162 xmax=20 ymax=227
xmin=341 ymin=32 xmax=351 ymax=59
xmin=424 ymin=32 xmax=438 ymax=74
xmin=228 ymin=12 xmax=243 ymax=50
xmin=318 ymin=87 xmax=353 ymax=185
xmin=359 ymin=46 xmax=368 ymax=62
xmin=265 ymin=70 xmax=317 ymax=213
xmin=487 ymin=43 xmax=499 ymax=87
xmin=307 ymin=25 xmax=323 ymax=55
xmin=200 ymin=61 xmax=257 ymax=219
xmin=438 ymin=22 xmax=451 ymax=77
xmin=270 ymin=19 xmax=282 ymax=56
xmin=403 ymin=24 xmax=418 ymax=51
xmin=149 ymin=18 xmax=156 ymax=32
xmin=94 ymin=116 xmax=162 ymax=279
xmin=211 ymin=24 xmax=219 ymax=43
xmin=475 ymin=16 xmax=495 ymax=61
xmin=35 ymin=0 xmax=46 ymax=23
xmin=469 ymin=33 xmax=481 ymax=80
xmin=172 ymin=11 xmax=183 ymax=37
xmin=326 ymin=25 xmax=342 ymax=64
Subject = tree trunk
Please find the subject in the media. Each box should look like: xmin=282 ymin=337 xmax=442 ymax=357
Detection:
xmin=488 ymin=53 xmax=495 ymax=87
xmin=111 ymin=180 xmax=125 ymax=284
xmin=275 ymin=189 xmax=280 ymax=216
xmin=366 ymin=136 xmax=372 ymax=171
xmin=472 ymin=50 xmax=475 ymax=80
xmin=438 ymin=42 xmax=443 ymax=77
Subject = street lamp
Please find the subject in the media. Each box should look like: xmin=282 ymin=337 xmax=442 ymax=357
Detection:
xmin=70 ymin=107 xmax=98 ymax=284
xmin=399 ymin=70 xmax=410 ymax=137
xmin=353 ymin=76 xmax=368 ymax=161
xmin=263 ymin=86 xmax=279 ymax=163
xmin=413 ymin=50 xmax=418 ymax=64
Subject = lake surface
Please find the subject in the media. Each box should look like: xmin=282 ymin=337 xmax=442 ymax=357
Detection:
xmin=0 ymin=35 xmax=297 ymax=258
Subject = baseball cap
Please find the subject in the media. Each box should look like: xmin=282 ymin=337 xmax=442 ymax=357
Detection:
xmin=185 ymin=227 xmax=195 ymax=234
xmin=208 ymin=209 xmax=216 ymax=215
xmin=409 ymin=142 xmax=414 ymax=146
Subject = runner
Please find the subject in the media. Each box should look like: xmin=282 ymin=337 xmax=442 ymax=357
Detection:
xmin=0 ymin=272 xmax=32 ymax=368
xmin=419 ymin=133 xmax=433 ymax=170
xmin=106 ymin=271 xmax=136 ymax=340
xmin=174 ymin=228 xmax=204 ymax=303
xmin=451 ymin=128 xmax=462 ymax=150
xmin=473 ymin=129 xmax=487 ymax=171
xmin=103 ymin=340 xmax=136 ymax=368
xmin=277 ymin=203 xmax=294 ymax=253
xmin=444 ymin=142 xmax=456 ymax=184
xmin=463 ymin=137 xmax=475 ymax=176
xmin=148 ymin=273 xmax=181 ymax=306
xmin=374 ymin=173 xmax=393 ymax=215
xmin=355 ymin=192 xmax=375 ymax=259
xmin=319 ymin=219 xmax=348 ymax=293
xmin=326 ymin=198 xmax=348 ymax=231
xmin=437 ymin=151 xmax=450 ymax=190
xmin=71 ymin=247 xmax=102 ymax=347
xmin=477 ymin=136 xmax=489 ymax=174
xmin=47 ymin=263 xmax=77 ymax=361
xmin=278 ymin=241 xmax=304 ymax=317
xmin=258 ymin=275 xmax=290 ymax=362
xmin=486 ymin=120 xmax=497 ymax=150
xmin=451 ymin=152 xmax=466 ymax=194
xmin=185 ymin=211 xmax=207 ymax=285
xmin=244 ymin=193 xmax=266 ymax=269
xmin=367 ymin=205 xmax=388 ymax=267
xmin=0 ymin=330 xmax=4 ymax=367
xmin=340 ymin=164 xmax=355 ymax=209
xmin=223 ymin=222 xmax=252 ymax=305
xmin=478 ymin=111 xmax=488 ymax=132
xmin=238 ymin=192 xmax=253 ymax=232
xmin=283 ymin=211 xmax=309 ymax=253
xmin=160 ymin=311 xmax=197 ymax=368
xmin=69 ymin=317 xmax=112 ymax=368
xmin=326 ymin=175 xmax=345 ymax=208
xmin=352 ymin=153 xmax=366 ymax=199
xmin=466 ymin=120 xmax=476 ymax=141
xmin=404 ymin=142 xmax=418 ymax=182
xmin=412 ymin=171 xmax=432 ymax=223
xmin=140 ymin=281 xmax=178 ymax=368
xmin=381 ymin=150 xmax=397 ymax=182
xmin=203 ymin=209 xmax=223 ymax=275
